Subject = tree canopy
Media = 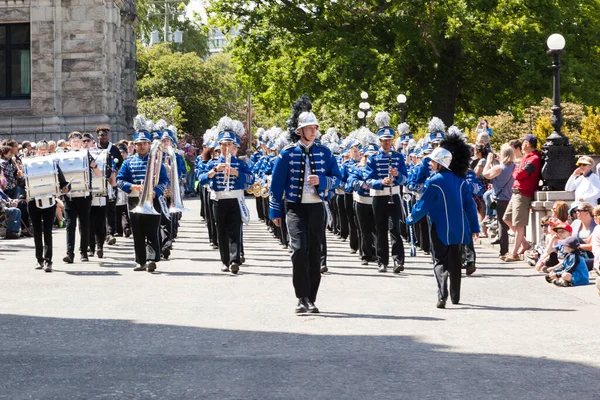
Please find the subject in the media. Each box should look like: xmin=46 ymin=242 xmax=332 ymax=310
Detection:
xmin=209 ymin=0 xmax=600 ymax=132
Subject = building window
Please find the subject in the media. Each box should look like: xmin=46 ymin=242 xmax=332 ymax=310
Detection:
xmin=0 ymin=24 xmax=31 ymax=100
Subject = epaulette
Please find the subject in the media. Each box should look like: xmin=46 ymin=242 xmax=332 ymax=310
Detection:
xmin=283 ymin=143 xmax=296 ymax=151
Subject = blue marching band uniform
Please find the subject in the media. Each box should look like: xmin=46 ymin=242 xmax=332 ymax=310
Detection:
xmin=188 ymin=100 xmax=482 ymax=312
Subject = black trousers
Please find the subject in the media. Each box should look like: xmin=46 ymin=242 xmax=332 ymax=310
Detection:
xmin=336 ymin=194 xmax=348 ymax=239
xmin=106 ymin=198 xmax=117 ymax=236
xmin=256 ymin=195 xmax=265 ymax=221
xmin=418 ymin=218 xmax=431 ymax=253
xmin=207 ymin=198 xmax=218 ymax=247
xmin=213 ymin=198 xmax=242 ymax=266
xmin=115 ymin=204 xmax=130 ymax=235
xmin=89 ymin=204 xmax=107 ymax=252
xmin=17 ymin=199 xmax=30 ymax=230
xmin=344 ymin=193 xmax=359 ymax=251
xmin=430 ymin=223 xmax=462 ymax=303
xmin=128 ymin=197 xmax=161 ymax=265
xmin=329 ymin=196 xmax=338 ymax=234
xmin=64 ymin=196 xmax=91 ymax=257
xmin=355 ymin=201 xmax=376 ymax=261
xmin=286 ymin=202 xmax=325 ymax=302
xmin=496 ymin=199 xmax=510 ymax=256
xmin=372 ymin=194 xmax=405 ymax=267
xmin=28 ymin=201 xmax=56 ymax=264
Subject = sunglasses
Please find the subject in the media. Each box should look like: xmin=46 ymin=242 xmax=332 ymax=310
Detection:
xmin=576 ymin=209 xmax=588 ymax=213
xmin=82 ymin=139 xmax=91 ymax=143
xmin=540 ymin=224 xmax=549 ymax=228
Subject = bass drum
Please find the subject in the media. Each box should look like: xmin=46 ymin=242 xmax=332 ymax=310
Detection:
xmin=89 ymin=150 xmax=108 ymax=197
xmin=56 ymin=150 xmax=89 ymax=197
xmin=22 ymin=155 xmax=59 ymax=209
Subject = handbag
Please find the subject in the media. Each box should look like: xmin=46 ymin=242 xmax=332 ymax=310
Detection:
xmin=491 ymin=165 xmax=515 ymax=209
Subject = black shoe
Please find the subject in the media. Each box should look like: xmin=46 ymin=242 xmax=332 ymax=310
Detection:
xmin=230 ymin=262 xmax=240 ymax=275
xmin=162 ymin=249 xmax=170 ymax=260
xmin=44 ymin=261 xmax=52 ymax=273
xmin=211 ymin=244 xmax=219 ymax=250
xmin=361 ymin=260 xmax=369 ymax=266
xmin=378 ymin=265 xmax=387 ymax=273
xmin=146 ymin=261 xmax=157 ymax=273
xmin=307 ymin=300 xmax=319 ymax=314
xmin=295 ymin=298 xmax=308 ymax=314
xmin=221 ymin=265 xmax=230 ymax=272
xmin=5 ymin=231 xmax=19 ymax=240
xmin=436 ymin=300 xmax=446 ymax=309
xmin=88 ymin=248 xmax=95 ymax=257
xmin=106 ymin=235 xmax=117 ymax=246
xmin=545 ymin=274 xmax=554 ymax=284
xmin=124 ymin=228 xmax=132 ymax=238
xmin=35 ymin=261 xmax=44 ymax=270
xmin=490 ymin=239 xmax=501 ymax=245
xmin=451 ymin=298 xmax=460 ymax=305
xmin=133 ymin=264 xmax=146 ymax=271
xmin=393 ymin=262 xmax=404 ymax=273
xmin=320 ymin=265 xmax=328 ymax=273
xmin=80 ymin=253 xmax=89 ymax=262
xmin=240 ymin=256 xmax=245 ymax=264
xmin=97 ymin=248 xmax=104 ymax=259
xmin=466 ymin=265 xmax=476 ymax=276
xmin=63 ymin=254 xmax=74 ymax=264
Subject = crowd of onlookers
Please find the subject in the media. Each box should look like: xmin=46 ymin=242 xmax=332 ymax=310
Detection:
xmin=0 ymin=136 xmax=201 ymax=240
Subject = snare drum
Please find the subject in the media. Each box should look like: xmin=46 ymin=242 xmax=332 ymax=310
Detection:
xmin=56 ymin=150 xmax=90 ymax=197
xmin=22 ymin=155 xmax=60 ymax=209
xmin=89 ymin=150 xmax=108 ymax=197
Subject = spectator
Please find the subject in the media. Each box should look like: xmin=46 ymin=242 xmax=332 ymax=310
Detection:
xmin=0 ymin=174 xmax=22 ymax=239
xmin=483 ymin=144 xmax=516 ymax=258
xmin=565 ymin=156 xmax=600 ymax=205
xmin=48 ymin=141 xmax=57 ymax=153
xmin=0 ymin=145 xmax=23 ymax=200
xmin=471 ymin=144 xmax=491 ymax=236
xmin=551 ymin=200 xmax=570 ymax=223
xmin=20 ymin=140 xmax=33 ymax=156
xmin=570 ymin=202 xmax=596 ymax=267
xmin=535 ymin=222 xmax=572 ymax=272
xmin=503 ymin=134 xmax=542 ymax=262
xmin=56 ymin=139 xmax=68 ymax=152
xmin=184 ymin=144 xmax=197 ymax=196
xmin=588 ymin=205 xmax=600 ymax=276
xmin=476 ymin=119 xmax=493 ymax=137
xmin=545 ymin=236 xmax=590 ymax=287
xmin=509 ymin=139 xmax=523 ymax=163
xmin=525 ymin=216 xmax=557 ymax=266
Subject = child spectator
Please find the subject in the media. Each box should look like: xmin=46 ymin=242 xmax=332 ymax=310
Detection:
xmin=545 ymin=236 xmax=590 ymax=287
xmin=535 ymin=222 xmax=571 ymax=272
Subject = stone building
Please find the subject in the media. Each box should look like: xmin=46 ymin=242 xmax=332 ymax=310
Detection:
xmin=0 ymin=0 xmax=138 ymax=142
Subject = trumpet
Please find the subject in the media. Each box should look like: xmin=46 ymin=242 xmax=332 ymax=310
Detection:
xmin=165 ymin=146 xmax=186 ymax=213
xmin=131 ymin=141 xmax=163 ymax=215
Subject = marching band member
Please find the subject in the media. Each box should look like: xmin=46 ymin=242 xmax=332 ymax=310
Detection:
xmin=198 ymin=117 xmax=254 ymax=274
xmin=196 ymin=127 xmax=219 ymax=249
xmin=28 ymin=141 xmax=69 ymax=272
xmin=116 ymin=117 xmax=169 ymax=272
xmin=160 ymin=123 xmax=186 ymax=241
xmin=95 ymin=125 xmax=124 ymax=246
xmin=250 ymin=128 xmax=266 ymax=222
xmin=114 ymin=144 xmax=131 ymax=238
xmin=63 ymin=132 xmax=102 ymax=264
xmin=407 ymin=132 xmax=480 ymax=308
xmin=365 ymin=111 xmax=408 ymax=273
xmin=269 ymin=95 xmax=341 ymax=314
xmin=339 ymin=135 xmax=361 ymax=255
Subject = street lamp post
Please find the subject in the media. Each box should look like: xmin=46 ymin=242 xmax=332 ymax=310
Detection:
xmin=357 ymin=91 xmax=371 ymax=127
xmin=397 ymin=94 xmax=407 ymax=123
xmin=540 ymin=33 xmax=576 ymax=191
xmin=148 ymin=0 xmax=184 ymax=46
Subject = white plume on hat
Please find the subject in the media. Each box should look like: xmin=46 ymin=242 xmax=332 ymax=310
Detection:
xmin=447 ymin=125 xmax=466 ymax=141
xmin=324 ymin=128 xmax=340 ymax=144
xmin=168 ymin=125 xmax=178 ymax=136
xmin=375 ymin=111 xmax=391 ymax=128
xmin=356 ymin=127 xmax=379 ymax=148
xmin=428 ymin=117 xmax=446 ymax=134
xmin=133 ymin=114 xmax=147 ymax=132
xmin=232 ymin=120 xmax=245 ymax=138
xmin=407 ymin=139 xmax=417 ymax=149
xmin=155 ymin=119 xmax=168 ymax=131
xmin=203 ymin=126 xmax=218 ymax=144
xmin=145 ymin=120 xmax=157 ymax=132
xmin=397 ymin=122 xmax=410 ymax=136
xmin=255 ymin=127 xmax=265 ymax=140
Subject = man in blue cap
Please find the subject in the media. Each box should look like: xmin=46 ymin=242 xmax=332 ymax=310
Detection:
xmin=365 ymin=111 xmax=408 ymax=273
xmin=116 ymin=126 xmax=169 ymax=272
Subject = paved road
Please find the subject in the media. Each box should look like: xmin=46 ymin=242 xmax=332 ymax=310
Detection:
xmin=1 ymin=197 xmax=599 ymax=399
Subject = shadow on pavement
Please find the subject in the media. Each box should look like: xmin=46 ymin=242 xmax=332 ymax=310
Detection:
xmin=0 ymin=313 xmax=598 ymax=399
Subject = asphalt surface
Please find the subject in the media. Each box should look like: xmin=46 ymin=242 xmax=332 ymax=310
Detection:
xmin=1 ymin=196 xmax=599 ymax=399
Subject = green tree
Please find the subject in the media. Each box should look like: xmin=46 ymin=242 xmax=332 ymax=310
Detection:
xmin=137 ymin=96 xmax=187 ymax=132
xmin=210 ymin=0 xmax=600 ymax=130
xmin=137 ymin=44 xmax=245 ymax=137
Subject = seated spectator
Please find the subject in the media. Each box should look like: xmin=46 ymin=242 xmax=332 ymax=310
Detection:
xmin=565 ymin=156 xmax=600 ymax=205
xmin=0 ymin=184 xmax=22 ymax=239
xmin=535 ymin=222 xmax=572 ymax=272
xmin=526 ymin=216 xmax=558 ymax=266
xmin=588 ymin=205 xmax=600 ymax=276
xmin=568 ymin=201 xmax=581 ymax=223
xmin=551 ymin=200 xmax=569 ymax=223
xmin=545 ymin=236 xmax=590 ymax=287
xmin=570 ymin=202 xmax=596 ymax=265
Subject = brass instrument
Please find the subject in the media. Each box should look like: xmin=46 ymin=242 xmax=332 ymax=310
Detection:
xmin=165 ymin=146 xmax=186 ymax=213
xmin=131 ymin=140 xmax=163 ymax=215
xmin=249 ymin=182 xmax=262 ymax=197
